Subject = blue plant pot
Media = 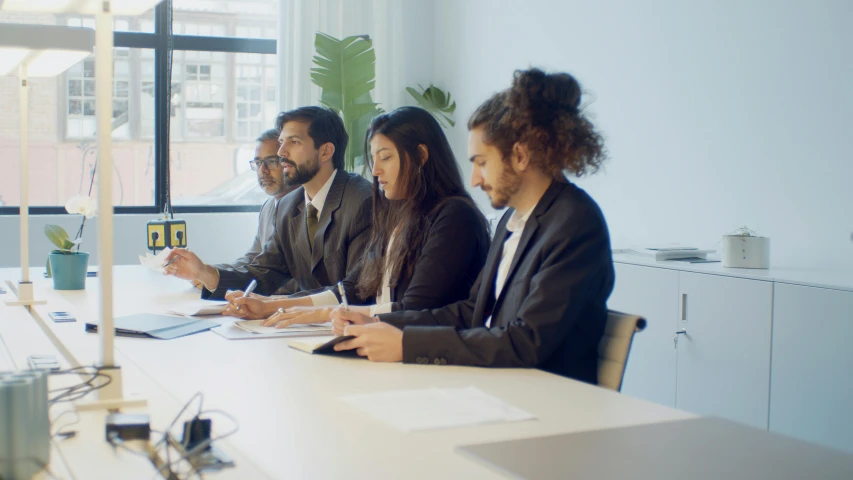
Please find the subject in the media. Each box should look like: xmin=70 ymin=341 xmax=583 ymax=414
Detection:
xmin=48 ymin=252 xmax=89 ymax=290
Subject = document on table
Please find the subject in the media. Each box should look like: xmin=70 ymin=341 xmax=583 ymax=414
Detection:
xmin=339 ymin=386 xmax=536 ymax=432
xmin=164 ymin=301 xmax=228 ymax=317
xmin=234 ymin=319 xmax=332 ymax=335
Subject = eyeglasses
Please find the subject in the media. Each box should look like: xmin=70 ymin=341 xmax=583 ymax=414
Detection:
xmin=249 ymin=157 xmax=284 ymax=171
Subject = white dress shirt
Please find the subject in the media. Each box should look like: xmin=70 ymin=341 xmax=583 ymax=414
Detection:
xmin=309 ymin=229 xmax=397 ymax=314
xmin=486 ymin=207 xmax=533 ymax=328
xmin=304 ymin=168 xmax=337 ymax=217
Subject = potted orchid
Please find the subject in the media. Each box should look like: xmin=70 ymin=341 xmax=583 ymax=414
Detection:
xmin=44 ymin=195 xmax=97 ymax=290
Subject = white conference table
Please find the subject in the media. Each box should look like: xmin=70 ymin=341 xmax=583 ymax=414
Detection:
xmin=2 ymin=266 xmax=693 ymax=479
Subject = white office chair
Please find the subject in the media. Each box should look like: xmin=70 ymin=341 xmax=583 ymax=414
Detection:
xmin=598 ymin=310 xmax=647 ymax=392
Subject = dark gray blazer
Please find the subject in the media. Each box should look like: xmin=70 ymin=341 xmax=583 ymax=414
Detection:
xmin=212 ymin=196 xmax=278 ymax=271
xmin=203 ymin=170 xmax=373 ymax=299
xmin=378 ymin=181 xmax=615 ymax=383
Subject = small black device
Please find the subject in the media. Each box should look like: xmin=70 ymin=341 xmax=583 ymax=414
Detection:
xmin=106 ymin=413 xmax=151 ymax=441
xmin=49 ymin=311 xmax=77 ymax=323
xmin=27 ymin=354 xmax=61 ymax=371
xmin=182 ymin=417 xmax=212 ymax=451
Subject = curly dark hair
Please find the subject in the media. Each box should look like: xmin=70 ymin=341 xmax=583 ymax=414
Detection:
xmin=468 ymin=68 xmax=606 ymax=179
xmin=356 ymin=106 xmax=488 ymax=300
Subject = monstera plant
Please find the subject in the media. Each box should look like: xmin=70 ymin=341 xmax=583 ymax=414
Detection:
xmin=310 ymin=33 xmax=382 ymax=172
xmin=406 ymin=84 xmax=457 ymax=128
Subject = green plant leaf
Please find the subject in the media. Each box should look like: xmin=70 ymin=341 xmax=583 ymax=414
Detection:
xmin=311 ymin=32 xmax=382 ymax=171
xmin=44 ymin=224 xmax=71 ymax=251
xmin=406 ymin=84 xmax=456 ymax=128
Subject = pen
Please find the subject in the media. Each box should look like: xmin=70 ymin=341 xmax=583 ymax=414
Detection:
xmin=162 ymin=256 xmax=177 ymax=268
xmin=337 ymin=282 xmax=348 ymax=311
xmin=236 ymin=279 xmax=258 ymax=311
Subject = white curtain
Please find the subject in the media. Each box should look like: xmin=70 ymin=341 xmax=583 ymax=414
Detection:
xmin=276 ymin=0 xmax=412 ymax=113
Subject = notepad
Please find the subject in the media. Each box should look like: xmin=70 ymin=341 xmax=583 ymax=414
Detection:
xmin=340 ymin=386 xmax=536 ymax=432
xmin=234 ymin=320 xmax=332 ymax=335
xmin=288 ymin=335 xmax=355 ymax=354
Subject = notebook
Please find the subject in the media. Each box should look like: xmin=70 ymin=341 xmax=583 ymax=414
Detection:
xmin=288 ymin=335 xmax=356 ymax=354
xmin=85 ymin=313 xmax=218 ymax=340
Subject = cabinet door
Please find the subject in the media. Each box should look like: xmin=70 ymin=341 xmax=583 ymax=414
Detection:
xmin=770 ymin=283 xmax=853 ymax=453
xmin=676 ymin=272 xmax=773 ymax=429
xmin=608 ymin=263 xmax=678 ymax=407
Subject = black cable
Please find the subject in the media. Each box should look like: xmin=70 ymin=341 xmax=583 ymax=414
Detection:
xmin=47 ymin=366 xmax=112 ymax=404
xmin=151 ymin=391 xmax=204 ymax=478
xmin=165 ymin=0 xmax=174 ymax=219
xmin=50 ymin=410 xmax=81 ymax=439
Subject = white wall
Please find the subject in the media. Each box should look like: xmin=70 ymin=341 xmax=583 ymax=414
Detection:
xmin=432 ymin=0 xmax=853 ymax=269
xmin=0 ymin=213 xmax=258 ymax=268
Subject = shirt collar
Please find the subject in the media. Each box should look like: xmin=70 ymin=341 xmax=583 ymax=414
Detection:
xmin=506 ymin=206 xmax=533 ymax=234
xmin=304 ymin=169 xmax=337 ymax=215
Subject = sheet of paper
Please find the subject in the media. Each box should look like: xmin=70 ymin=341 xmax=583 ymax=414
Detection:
xmin=164 ymin=301 xmax=227 ymax=317
xmin=340 ymin=386 xmax=536 ymax=432
xmin=139 ymin=247 xmax=173 ymax=273
xmin=234 ymin=319 xmax=332 ymax=335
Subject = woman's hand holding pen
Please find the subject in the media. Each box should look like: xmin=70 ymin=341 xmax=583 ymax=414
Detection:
xmin=330 ymin=307 xmax=378 ymax=336
xmin=262 ymin=306 xmax=330 ymax=327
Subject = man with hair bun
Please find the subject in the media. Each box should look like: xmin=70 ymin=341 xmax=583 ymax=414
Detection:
xmin=331 ymin=68 xmax=614 ymax=384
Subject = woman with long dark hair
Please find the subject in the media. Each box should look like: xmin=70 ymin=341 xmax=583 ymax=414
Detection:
xmin=230 ymin=106 xmax=490 ymax=325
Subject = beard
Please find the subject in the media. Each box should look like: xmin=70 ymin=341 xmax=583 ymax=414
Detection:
xmin=282 ymin=153 xmax=321 ymax=187
xmin=486 ymin=164 xmax=522 ymax=209
xmin=258 ymin=174 xmax=278 ymax=192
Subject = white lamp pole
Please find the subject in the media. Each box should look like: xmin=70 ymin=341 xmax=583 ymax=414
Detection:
xmin=6 ymin=59 xmax=46 ymax=307
xmin=77 ymin=0 xmax=146 ymax=410
xmin=96 ymin=2 xmax=115 ymax=371
xmin=19 ymin=64 xmax=28 ymax=287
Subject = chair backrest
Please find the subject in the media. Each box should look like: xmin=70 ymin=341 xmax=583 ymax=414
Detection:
xmin=598 ymin=310 xmax=647 ymax=391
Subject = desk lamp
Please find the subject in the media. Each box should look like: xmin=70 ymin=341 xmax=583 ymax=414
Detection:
xmin=1 ymin=24 xmax=95 ymax=308
xmin=2 ymin=0 xmax=163 ymax=410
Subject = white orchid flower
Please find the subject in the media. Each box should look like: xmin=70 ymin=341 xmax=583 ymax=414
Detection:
xmin=65 ymin=194 xmax=98 ymax=218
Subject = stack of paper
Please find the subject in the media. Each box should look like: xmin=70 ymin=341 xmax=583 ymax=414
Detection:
xmin=164 ymin=301 xmax=228 ymax=317
xmin=340 ymin=386 xmax=536 ymax=432
xmin=624 ymin=245 xmax=715 ymax=261
xmin=234 ymin=319 xmax=332 ymax=335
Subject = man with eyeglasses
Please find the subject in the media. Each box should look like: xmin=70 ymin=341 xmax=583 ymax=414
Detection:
xmin=164 ymin=107 xmax=373 ymax=306
xmin=181 ymin=129 xmax=296 ymax=289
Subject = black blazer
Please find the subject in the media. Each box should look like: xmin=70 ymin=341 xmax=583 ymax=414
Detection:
xmin=336 ymin=197 xmax=489 ymax=312
xmin=379 ymin=181 xmax=615 ymax=383
xmin=204 ymin=170 xmax=373 ymax=299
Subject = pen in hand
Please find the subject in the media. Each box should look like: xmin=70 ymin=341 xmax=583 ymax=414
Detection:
xmin=337 ymin=282 xmax=348 ymax=311
xmin=236 ymin=279 xmax=258 ymax=311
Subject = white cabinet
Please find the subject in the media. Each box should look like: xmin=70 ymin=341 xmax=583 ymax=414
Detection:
xmin=676 ymin=272 xmax=773 ymax=429
xmin=612 ymin=256 xmax=853 ymax=452
xmin=769 ymin=283 xmax=853 ymax=452
xmin=609 ymin=263 xmax=678 ymax=407
xmin=611 ymin=265 xmax=773 ymax=429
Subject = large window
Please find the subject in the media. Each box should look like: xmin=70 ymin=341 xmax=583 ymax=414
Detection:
xmin=0 ymin=0 xmax=279 ymax=213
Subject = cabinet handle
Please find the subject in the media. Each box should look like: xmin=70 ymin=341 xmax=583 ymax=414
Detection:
xmin=680 ymin=293 xmax=687 ymax=321
xmin=673 ymin=329 xmax=688 ymax=349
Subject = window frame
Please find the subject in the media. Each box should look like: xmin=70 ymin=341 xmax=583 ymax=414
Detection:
xmin=0 ymin=1 xmax=277 ymax=216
